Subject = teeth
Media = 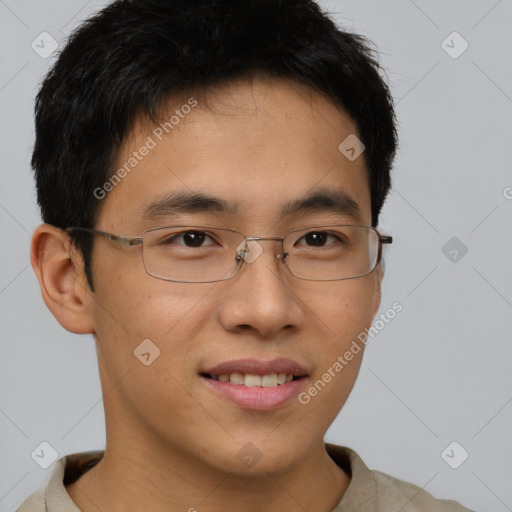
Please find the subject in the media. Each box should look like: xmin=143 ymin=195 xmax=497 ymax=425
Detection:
xmin=261 ymin=374 xmax=278 ymax=387
xmin=211 ymin=372 xmax=297 ymax=387
xmin=230 ymin=372 xmax=244 ymax=385
xmin=244 ymin=374 xmax=262 ymax=387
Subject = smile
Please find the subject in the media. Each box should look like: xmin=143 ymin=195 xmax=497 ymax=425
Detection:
xmin=199 ymin=358 xmax=309 ymax=410
xmin=203 ymin=372 xmax=296 ymax=387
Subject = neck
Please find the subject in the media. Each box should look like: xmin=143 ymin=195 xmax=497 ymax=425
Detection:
xmin=66 ymin=437 xmax=350 ymax=512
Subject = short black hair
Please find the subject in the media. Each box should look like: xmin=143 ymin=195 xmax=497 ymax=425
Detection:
xmin=32 ymin=0 xmax=397 ymax=291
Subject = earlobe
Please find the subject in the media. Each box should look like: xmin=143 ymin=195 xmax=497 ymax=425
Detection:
xmin=30 ymin=224 xmax=95 ymax=334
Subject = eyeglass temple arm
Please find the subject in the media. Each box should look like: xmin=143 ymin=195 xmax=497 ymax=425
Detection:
xmin=66 ymin=227 xmax=143 ymax=246
xmin=66 ymin=227 xmax=392 ymax=247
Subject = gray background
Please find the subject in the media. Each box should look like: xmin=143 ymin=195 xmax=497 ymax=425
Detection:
xmin=1 ymin=1 xmax=511 ymax=511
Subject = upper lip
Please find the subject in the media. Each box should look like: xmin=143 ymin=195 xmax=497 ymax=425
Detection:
xmin=201 ymin=358 xmax=309 ymax=377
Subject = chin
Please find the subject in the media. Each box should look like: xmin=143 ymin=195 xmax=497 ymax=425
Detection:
xmin=207 ymin=435 xmax=310 ymax=477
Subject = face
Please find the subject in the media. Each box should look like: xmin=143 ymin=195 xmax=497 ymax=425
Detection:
xmin=83 ymin=76 xmax=382 ymax=475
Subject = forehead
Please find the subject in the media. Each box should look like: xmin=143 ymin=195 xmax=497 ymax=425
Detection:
xmin=97 ymin=76 xmax=372 ymax=231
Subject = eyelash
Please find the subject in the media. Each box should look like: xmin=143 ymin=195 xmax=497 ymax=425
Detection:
xmin=160 ymin=230 xmax=344 ymax=248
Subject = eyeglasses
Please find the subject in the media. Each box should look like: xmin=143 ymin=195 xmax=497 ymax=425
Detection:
xmin=66 ymin=225 xmax=392 ymax=283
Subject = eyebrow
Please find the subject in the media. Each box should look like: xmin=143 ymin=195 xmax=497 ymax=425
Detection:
xmin=142 ymin=189 xmax=363 ymax=223
xmin=142 ymin=191 xmax=238 ymax=219
xmin=280 ymin=189 xmax=363 ymax=223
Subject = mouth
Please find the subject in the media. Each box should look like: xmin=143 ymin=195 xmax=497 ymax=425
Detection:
xmin=201 ymin=372 xmax=303 ymax=386
xmin=199 ymin=358 xmax=309 ymax=410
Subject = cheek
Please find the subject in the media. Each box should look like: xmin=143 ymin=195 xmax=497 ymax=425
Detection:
xmin=90 ymin=258 xmax=223 ymax=392
xmin=90 ymin=278 xmax=216 ymax=429
xmin=305 ymin=274 xmax=379 ymax=345
xmin=92 ymin=282 xmax=210 ymax=351
xmin=91 ymin=241 xmax=207 ymax=332
xmin=294 ymin=276 xmax=378 ymax=416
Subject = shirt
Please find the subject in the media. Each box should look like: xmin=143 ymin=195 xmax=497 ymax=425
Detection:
xmin=16 ymin=443 xmax=474 ymax=511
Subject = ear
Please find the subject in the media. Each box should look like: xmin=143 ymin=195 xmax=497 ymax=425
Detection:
xmin=30 ymin=224 xmax=95 ymax=334
xmin=371 ymin=262 xmax=384 ymax=319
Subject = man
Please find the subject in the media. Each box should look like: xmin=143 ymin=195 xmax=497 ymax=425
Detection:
xmin=19 ymin=0 xmax=473 ymax=510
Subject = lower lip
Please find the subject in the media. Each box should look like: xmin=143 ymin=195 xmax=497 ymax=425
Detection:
xmin=200 ymin=376 xmax=308 ymax=411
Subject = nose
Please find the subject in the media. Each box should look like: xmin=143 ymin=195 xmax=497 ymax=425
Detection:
xmin=217 ymin=238 xmax=304 ymax=338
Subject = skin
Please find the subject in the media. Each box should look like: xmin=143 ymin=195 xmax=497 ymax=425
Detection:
xmin=31 ymin=75 xmax=383 ymax=512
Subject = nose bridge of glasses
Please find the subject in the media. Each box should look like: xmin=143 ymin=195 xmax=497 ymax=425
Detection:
xmin=236 ymin=236 xmax=285 ymax=264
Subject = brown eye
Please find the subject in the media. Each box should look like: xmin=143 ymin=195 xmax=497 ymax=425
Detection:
xmin=161 ymin=230 xmax=214 ymax=248
xmin=297 ymin=231 xmax=340 ymax=247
